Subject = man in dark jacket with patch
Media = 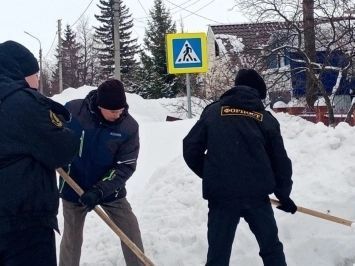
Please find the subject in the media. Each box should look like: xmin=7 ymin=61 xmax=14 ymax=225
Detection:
xmin=0 ymin=41 xmax=79 ymax=266
xmin=183 ymin=69 xmax=297 ymax=266
xmin=59 ymin=79 xmax=144 ymax=266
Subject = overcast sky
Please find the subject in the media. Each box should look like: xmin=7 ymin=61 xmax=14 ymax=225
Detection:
xmin=0 ymin=0 xmax=248 ymax=62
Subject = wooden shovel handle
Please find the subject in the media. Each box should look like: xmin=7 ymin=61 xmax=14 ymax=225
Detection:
xmin=57 ymin=168 xmax=155 ymax=266
xmin=270 ymin=198 xmax=353 ymax=227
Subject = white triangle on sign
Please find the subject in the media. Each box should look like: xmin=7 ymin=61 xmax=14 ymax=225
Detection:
xmin=175 ymin=40 xmax=201 ymax=64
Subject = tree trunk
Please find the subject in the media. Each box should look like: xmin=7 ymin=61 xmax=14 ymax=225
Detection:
xmin=345 ymin=101 xmax=355 ymax=124
xmin=303 ymin=0 xmax=317 ymax=107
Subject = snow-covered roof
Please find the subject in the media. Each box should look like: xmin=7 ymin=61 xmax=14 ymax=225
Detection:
xmin=210 ymin=22 xmax=287 ymax=51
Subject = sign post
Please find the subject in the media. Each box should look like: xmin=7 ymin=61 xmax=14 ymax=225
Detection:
xmin=166 ymin=32 xmax=208 ymax=118
xmin=186 ymin=73 xmax=191 ymax=118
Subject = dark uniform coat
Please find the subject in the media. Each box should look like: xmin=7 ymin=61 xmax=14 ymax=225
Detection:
xmin=0 ymin=52 xmax=79 ymax=234
xmin=60 ymin=90 xmax=139 ymax=203
xmin=183 ymin=85 xmax=293 ymax=204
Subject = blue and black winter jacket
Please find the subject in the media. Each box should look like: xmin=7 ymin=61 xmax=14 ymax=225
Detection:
xmin=59 ymin=90 xmax=139 ymax=203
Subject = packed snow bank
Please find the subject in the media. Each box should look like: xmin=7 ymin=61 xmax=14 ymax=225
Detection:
xmin=51 ymin=86 xmax=169 ymax=122
xmin=53 ymin=87 xmax=355 ymax=265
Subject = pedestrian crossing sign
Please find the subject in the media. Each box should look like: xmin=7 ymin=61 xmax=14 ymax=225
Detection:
xmin=166 ymin=33 xmax=208 ymax=74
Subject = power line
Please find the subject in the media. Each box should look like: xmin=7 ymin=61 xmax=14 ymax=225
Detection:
xmin=183 ymin=0 xmax=216 ymax=19
xmin=43 ymin=0 xmax=94 ymax=61
xmin=71 ymin=0 xmax=95 ymax=27
xmin=134 ymin=0 xmax=203 ymax=20
xmin=170 ymin=0 xmax=204 ymax=15
xmin=136 ymin=0 xmax=149 ymax=17
xmin=44 ymin=31 xmax=58 ymax=59
xmin=163 ymin=0 xmax=221 ymax=24
xmin=170 ymin=0 xmax=193 ymax=11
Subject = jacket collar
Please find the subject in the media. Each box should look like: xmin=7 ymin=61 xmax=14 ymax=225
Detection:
xmin=219 ymin=85 xmax=265 ymax=111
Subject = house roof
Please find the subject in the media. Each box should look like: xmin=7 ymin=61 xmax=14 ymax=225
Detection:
xmin=210 ymin=22 xmax=288 ymax=51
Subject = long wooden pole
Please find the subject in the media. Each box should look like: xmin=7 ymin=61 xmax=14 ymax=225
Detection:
xmin=270 ymin=198 xmax=353 ymax=227
xmin=57 ymin=168 xmax=155 ymax=266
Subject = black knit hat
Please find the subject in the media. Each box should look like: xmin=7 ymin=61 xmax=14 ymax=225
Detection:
xmin=234 ymin=69 xmax=267 ymax=99
xmin=0 ymin=40 xmax=39 ymax=77
xmin=97 ymin=79 xmax=127 ymax=110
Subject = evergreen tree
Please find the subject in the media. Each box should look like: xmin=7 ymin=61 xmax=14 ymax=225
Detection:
xmin=94 ymin=0 xmax=139 ymax=83
xmin=138 ymin=0 xmax=182 ymax=99
xmin=52 ymin=25 xmax=83 ymax=92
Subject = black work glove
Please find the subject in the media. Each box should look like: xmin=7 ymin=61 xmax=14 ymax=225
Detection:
xmin=276 ymin=197 xmax=297 ymax=214
xmin=79 ymin=188 xmax=103 ymax=211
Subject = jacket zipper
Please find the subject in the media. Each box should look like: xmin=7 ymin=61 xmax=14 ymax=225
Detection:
xmin=79 ymin=130 xmax=85 ymax=157
xmin=59 ymin=164 xmax=71 ymax=193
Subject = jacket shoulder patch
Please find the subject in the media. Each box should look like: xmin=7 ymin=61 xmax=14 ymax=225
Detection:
xmin=220 ymin=106 xmax=263 ymax=121
xmin=49 ymin=110 xmax=63 ymax=127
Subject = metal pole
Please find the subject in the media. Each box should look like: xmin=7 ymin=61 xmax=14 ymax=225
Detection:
xmin=24 ymin=31 xmax=43 ymax=94
xmin=39 ymin=47 xmax=43 ymax=94
xmin=58 ymin=19 xmax=63 ymax=93
xmin=186 ymin=73 xmax=192 ymax=118
xmin=113 ymin=0 xmax=121 ymax=80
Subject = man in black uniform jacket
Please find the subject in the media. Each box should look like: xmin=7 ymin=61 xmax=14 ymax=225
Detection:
xmin=183 ymin=69 xmax=297 ymax=266
xmin=0 ymin=41 xmax=79 ymax=266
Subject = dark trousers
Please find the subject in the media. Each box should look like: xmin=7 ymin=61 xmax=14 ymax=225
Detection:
xmin=206 ymin=201 xmax=286 ymax=266
xmin=0 ymin=226 xmax=56 ymax=266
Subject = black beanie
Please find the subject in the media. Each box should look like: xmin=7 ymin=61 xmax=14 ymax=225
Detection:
xmin=0 ymin=40 xmax=39 ymax=77
xmin=97 ymin=79 xmax=127 ymax=110
xmin=234 ymin=69 xmax=267 ymax=99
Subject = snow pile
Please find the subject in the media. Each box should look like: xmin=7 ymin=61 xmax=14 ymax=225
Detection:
xmin=273 ymin=101 xmax=288 ymax=108
xmin=52 ymin=86 xmax=169 ymax=122
xmin=215 ymin=33 xmax=244 ymax=60
xmin=53 ymin=87 xmax=355 ymax=265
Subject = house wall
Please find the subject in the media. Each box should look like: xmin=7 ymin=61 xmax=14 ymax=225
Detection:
xmin=207 ymin=27 xmax=217 ymax=70
xmin=204 ymin=26 xmax=235 ymax=99
xmin=289 ymin=51 xmax=354 ymax=96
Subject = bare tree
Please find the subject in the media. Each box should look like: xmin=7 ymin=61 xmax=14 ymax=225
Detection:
xmin=202 ymin=61 xmax=235 ymax=101
xmin=234 ymin=0 xmax=355 ymax=126
xmin=76 ymin=17 xmax=100 ymax=86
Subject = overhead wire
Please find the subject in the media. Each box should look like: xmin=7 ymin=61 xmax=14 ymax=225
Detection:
xmin=44 ymin=31 xmax=58 ymax=59
xmin=171 ymin=0 xmax=203 ymax=15
xmin=71 ymin=0 xmax=95 ymax=27
xmin=136 ymin=0 xmax=149 ymax=17
xmin=183 ymin=0 xmax=216 ymax=19
xmin=44 ymin=0 xmax=94 ymax=59
xmin=163 ymin=0 xmax=222 ymax=24
xmin=134 ymin=0 xmax=203 ymax=20
xmin=170 ymin=0 xmax=194 ymax=11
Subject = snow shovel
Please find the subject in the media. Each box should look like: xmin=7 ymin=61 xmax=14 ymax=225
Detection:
xmin=270 ymin=198 xmax=353 ymax=227
xmin=56 ymin=168 xmax=155 ymax=266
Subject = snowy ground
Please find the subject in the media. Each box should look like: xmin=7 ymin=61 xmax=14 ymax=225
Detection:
xmin=52 ymin=86 xmax=355 ymax=266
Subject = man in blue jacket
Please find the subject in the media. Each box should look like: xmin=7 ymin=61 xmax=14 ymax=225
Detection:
xmin=59 ymin=79 xmax=144 ymax=266
xmin=0 ymin=41 xmax=79 ymax=266
xmin=183 ymin=69 xmax=297 ymax=266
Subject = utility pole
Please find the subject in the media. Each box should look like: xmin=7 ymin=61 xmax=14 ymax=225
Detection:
xmin=186 ymin=74 xmax=192 ymax=118
xmin=302 ymin=0 xmax=317 ymax=107
xmin=58 ymin=19 xmax=63 ymax=93
xmin=113 ymin=0 xmax=121 ymax=80
xmin=24 ymin=31 xmax=43 ymax=94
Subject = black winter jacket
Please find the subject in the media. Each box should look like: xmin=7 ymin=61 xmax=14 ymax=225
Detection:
xmin=0 ymin=52 xmax=79 ymax=234
xmin=60 ymin=90 xmax=139 ymax=203
xmin=183 ymin=86 xmax=293 ymax=203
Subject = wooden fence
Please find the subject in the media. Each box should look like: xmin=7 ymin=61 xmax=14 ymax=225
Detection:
xmin=272 ymin=106 xmax=354 ymax=126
